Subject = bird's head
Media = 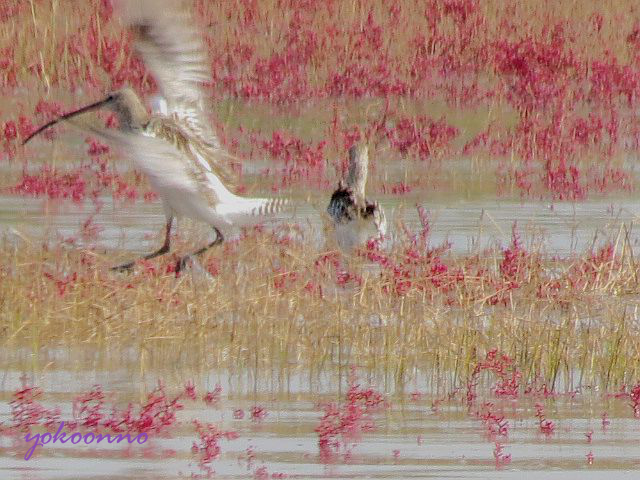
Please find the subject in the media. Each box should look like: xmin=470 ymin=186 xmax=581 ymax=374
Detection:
xmin=23 ymin=88 xmax=149 ymax=145
xmin=104 ymin=88 xmax=150 ymax=130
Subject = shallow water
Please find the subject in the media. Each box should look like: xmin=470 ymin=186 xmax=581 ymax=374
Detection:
xmin=1 ymin=351 xmax=640 ymax=480
xmin=1 ymin=191 xmax=638 ymax=256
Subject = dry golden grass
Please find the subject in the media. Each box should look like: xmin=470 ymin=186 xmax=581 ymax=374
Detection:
xmin=2 ymin=0 xmax=638 ymax=100
xmin=2 ymin=222 xmax=640 ymax=393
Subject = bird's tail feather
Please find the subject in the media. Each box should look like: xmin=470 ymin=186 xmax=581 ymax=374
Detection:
xmin=250 ymin=197 xmax=290 ymax=217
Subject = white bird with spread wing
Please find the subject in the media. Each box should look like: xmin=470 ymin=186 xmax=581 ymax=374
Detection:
xmin=24 ymin=0 xmax=290 ymax=271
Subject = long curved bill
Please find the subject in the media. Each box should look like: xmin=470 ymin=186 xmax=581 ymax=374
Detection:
xmin=23 ymin=95 xmax=114 ymax=145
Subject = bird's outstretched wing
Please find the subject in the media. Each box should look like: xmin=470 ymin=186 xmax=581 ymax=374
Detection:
xmin=117 ymin=0 xmax=220 ymax=149
xmin=117 ymin=0 xmax=243 ymax=190
xmin=71 ymin=119 xmax=200 ymax=195
xmin=70 ymin=116 xmax=237 ymax=207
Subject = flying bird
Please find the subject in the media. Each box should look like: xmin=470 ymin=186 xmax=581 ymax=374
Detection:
xmin=327 ymin=144 xmax=386 ymax=251
xmin=24 ymin=0 xmax=290 ymax=271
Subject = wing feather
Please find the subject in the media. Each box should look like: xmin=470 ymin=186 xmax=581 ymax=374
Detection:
xmin=117 ymin=0 xmax=220 ymax=148
xmin=145 ymin=117 xmax=239 ymax=192
xmin=117 ymin=0 xmax=243 ymax=190
xmin=66 ymin=119 xmax=201 ymax=197
xmin=65 ymin=116 xmax=237 ymax=208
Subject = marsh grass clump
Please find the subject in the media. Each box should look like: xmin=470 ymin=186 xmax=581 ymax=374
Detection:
xmin=2 ymin=217 xmax=640 ymax=394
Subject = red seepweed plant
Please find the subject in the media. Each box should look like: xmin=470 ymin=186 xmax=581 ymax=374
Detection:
xmin=315 ymin=371 xmax=387 ymax=462
xmin=0 ymin=378 xmax=252 ymax=475
xmin=534 ymin=402 xmax=556 ymax=436
xmin=2 ymin=0 xmax=639 ymax=200
xmin=8 ymin=377 xmax=61 ymax=433
xmin=192 ymin=419 xmax=239 ymax=477
xmin=466 ymin=349 xmax=522 ymax=406
xmin=493 ymin=441 xmax=512 ymax=468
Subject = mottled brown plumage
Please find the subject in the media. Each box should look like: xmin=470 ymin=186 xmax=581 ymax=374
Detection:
xmin=327 ymin=145 xmax=386 ymax=250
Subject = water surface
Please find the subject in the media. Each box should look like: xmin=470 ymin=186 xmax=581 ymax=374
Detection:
xmin=1 ymin=350 xmax=640 ymax=480
xmin=1 ymin=192 xmax=638 ymax=256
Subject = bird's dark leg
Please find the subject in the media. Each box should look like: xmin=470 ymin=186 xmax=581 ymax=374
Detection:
xmin=175 ymin=227 xmax=224 ymax=273
xmin=111 ymin=217 xmax=174 ymax=271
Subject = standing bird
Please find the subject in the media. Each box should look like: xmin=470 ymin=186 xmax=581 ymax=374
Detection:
xmin=23 ymin=0 xmax=290 ymax=271
xmin=327 ymin=145 xmax=386 ymax=251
